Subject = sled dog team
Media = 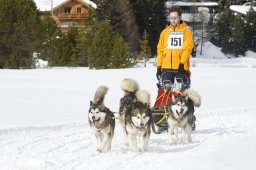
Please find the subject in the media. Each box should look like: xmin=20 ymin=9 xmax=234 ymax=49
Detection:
xmin=88 ymin=78 xmax=201 ymax=153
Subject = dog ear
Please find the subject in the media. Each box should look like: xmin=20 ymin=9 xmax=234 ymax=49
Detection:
xmin=90 ymin=101 xmax=93 ymax=106
xmin=143 ymin=103 xmax=148 ymax=108
xmin=98 ymin=104 xmax=105 ymax=111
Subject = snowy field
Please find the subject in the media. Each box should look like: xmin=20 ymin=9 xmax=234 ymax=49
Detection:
xmin=1 ymin=57 xmax=256 ymax=170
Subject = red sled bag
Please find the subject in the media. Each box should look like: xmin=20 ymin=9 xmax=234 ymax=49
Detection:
xmin=154 ymin=75 xmax=189 ymax=107
xmin=154 ymin=88 xmax=172 ymax=107
xmin=154 ymin=88 xmax=185 ymax=107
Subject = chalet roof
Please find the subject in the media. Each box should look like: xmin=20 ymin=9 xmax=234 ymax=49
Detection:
xmin=230 ymin=5 xmax=256 ymax=15
xmin=166 ymin=1 xmax=218 ymax=8
xmin=35 ymin=0 xmax=97 ymax=11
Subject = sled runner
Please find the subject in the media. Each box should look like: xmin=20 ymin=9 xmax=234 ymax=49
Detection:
xmin=151 ymin=72 xmax=190 ymax=134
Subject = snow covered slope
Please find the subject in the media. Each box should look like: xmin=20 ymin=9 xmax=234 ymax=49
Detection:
xmin=1 ymin=63 xmax=256 ymax=169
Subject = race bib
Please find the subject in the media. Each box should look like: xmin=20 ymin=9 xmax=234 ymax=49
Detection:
xmin=167 ymin=31 xmax=183 ymax=49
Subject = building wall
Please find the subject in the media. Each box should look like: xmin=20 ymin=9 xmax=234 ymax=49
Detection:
xmin=165 ymin=1 xmax=219 ymax=23
xmin=52 ymin=0 xmax=92 ymax=31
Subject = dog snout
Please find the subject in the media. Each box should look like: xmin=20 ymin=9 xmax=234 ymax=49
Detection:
xmin=92 ymin=116 xmax=95 ymax=120
xmin=140 ymin=123 xmax=144 ymax=127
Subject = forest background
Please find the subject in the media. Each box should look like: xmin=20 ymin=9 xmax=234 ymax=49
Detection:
xmin=0 ymin=0 xmax=255 ymax=69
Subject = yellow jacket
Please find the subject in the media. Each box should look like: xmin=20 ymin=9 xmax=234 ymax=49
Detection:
xmin=157 ymin=21 xmax=194 ymax=70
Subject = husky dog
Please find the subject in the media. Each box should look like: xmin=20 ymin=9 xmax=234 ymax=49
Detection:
xmin=119 ymin=78 xmax=151 ymax=152
xmin=88 ymin=86 xmax=115 ymax=153
xmin=167 ymin=89 xmax=201 ymax=144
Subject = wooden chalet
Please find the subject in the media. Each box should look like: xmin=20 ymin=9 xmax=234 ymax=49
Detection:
xmin=52 ymin=0 xmax=97 ymax=32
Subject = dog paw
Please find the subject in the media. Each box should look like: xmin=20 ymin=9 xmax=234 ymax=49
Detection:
xmin=185 ymin=138 xmax=192 ymax=144
xmin=130 ymin=146 xmax=138 ymax=152
xmin=169 ymin=141 xmax=174 ymax=145
xmin=182 ymin=140 xmax=189 ymax=144
xmin=97 ymin=148 xmax=103 ymax=153
xmin=168 ymin=138 xmax=176 ymax=145
xmin=138 ymin=147 xmax=147 ymax=152
xmin=182 ymin=138 xmax=192 ymax=144
xmin=181 ymin=135 xmax=192 ymax=144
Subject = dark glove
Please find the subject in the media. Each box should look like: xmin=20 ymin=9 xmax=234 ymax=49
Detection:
xmin=156 ymin=67 xmax=162 ymax=80
xmin=178 ymin=63 xmax=185 ymax=74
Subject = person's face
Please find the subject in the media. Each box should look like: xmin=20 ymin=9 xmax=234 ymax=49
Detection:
xmin=170 ymin=12 xmax=181 ymax=27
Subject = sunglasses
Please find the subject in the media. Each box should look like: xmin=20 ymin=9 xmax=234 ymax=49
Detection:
xmin=170 ymin=16 xmax=180 ymax=20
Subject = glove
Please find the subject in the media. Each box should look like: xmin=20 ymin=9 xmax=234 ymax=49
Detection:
xmin=156 ymin=67 xmax=162 ymax=80
xmin=178 ymin=63 xmax=185 ymax=74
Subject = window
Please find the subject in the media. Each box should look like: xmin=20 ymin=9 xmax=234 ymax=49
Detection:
xmin=64 ymin=7 xmax=71 ymax=13
xmin=77 ymin=7 xmax=81 ymax=14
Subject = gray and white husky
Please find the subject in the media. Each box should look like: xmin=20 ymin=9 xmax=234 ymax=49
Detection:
xmin=167 ymin=89 xmax=201 ymax=145
xmin=119 ymin=78 xmax=151 ymax=152
xmin=88 ymin=86 xmax=115 ymax=153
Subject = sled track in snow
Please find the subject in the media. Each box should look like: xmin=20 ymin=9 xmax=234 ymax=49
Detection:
xmin=0 ymin=123 xmax=95 ymax=169
xmin=196 ymin=107 xmax=256 ymax=136
xmin=0 ymin=107 xmax=256 ymax=169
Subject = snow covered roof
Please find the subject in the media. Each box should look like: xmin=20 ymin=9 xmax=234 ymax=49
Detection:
xmin=166 ymin=1 xmax=218 ymax=8
xmin=230 ymin=5 xmax=256 ymax=15
xmin=34 ymin=0 xmax=97 ymax=11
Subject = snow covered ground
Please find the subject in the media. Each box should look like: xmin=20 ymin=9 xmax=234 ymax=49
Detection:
xmin=34 ymin=0 xmax=97 ymax=11
xmin=1 ymin=55 xmax=256 ymax=170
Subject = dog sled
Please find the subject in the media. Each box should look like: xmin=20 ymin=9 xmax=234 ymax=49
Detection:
xmin=151 ymin=72 xmax=190 ymax=134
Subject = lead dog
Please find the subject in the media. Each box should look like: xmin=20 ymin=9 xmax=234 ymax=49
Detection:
xmin=119 ymin=78 xmax=151 ymax=152
xmin=167 ymin=89 xmax=201 ymax=144
xmin=88 ymin=86 xmax=115 ymax=153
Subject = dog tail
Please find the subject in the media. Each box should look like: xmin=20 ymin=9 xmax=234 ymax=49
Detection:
xmin=121 ymin=78 xmax=139 ymax=95
xmin=184 ymin=89 xmax=201 ymax=107
xmin=136 ymin=90 xmax=150 ymax=106
xmin=93 ymin=85 xmax=108 ymax=105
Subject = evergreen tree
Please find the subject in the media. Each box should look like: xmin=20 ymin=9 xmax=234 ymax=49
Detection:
xmin=76 ymin=10 xmax=98 ymax=66
xmin=67 ymin=28 xmax=79 ymax=66
xmin=88 ymin=20 xmax=131 ymax=69
xmin=139 ymin=29 xmax=151 ymax=67
xmin=93 ymin=0 xmax=139 ymax=53
xmin=218 ymin=0 xmax=247 ymax=11
xmin=88 ymin=20 xmax=114 ymax=69
xmin=218 ymin=8 xmax=246 ymax=57
xmin=94 ymin=0 xmax=166 ymax=55
xmin=217 ymin=8 xmax=234 ymax=56
xmin=37 ymin=12 xmax=59 ymax=61
xmin=116 ymin=0 xmax=139 ymax=53
xmin=129 ymin=0 xmax=166 ymax=55
xmin=47 ymin=28 xmax=78 ymax=67
xmin=110 ymin=33 xmax=132 ymax=68
xmin=244 ymin=7 xmax=256 ymax=51
xmin=230 ymin=15 xmax=245 ymax=56
xmin=208 ymin=12 xmax=220 ymax=46
xmin=0 ymin=0 xmax=41 ymax=69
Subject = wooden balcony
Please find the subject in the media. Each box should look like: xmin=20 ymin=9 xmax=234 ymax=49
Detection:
xmin=56 ymin=13 xmax=87 ymax=20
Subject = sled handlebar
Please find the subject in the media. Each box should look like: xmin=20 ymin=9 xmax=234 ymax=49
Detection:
xmin=157 ymin=71 xmax=190 ymax=91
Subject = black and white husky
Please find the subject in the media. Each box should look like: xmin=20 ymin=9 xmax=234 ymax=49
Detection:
xmin=119 ymin=78 xmax=151 ymax=152
xmin=88 ymin=86 xmax=115 ymax=153
xmin=167 ymin=89 xmax=201 ymax=144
